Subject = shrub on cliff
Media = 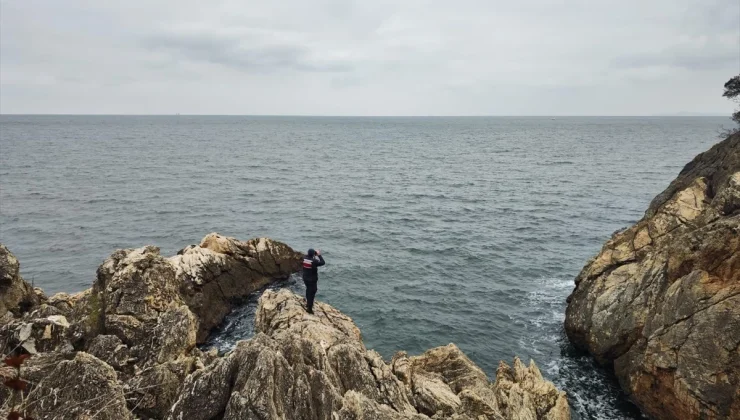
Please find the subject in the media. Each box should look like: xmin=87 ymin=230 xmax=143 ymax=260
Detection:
xmin=723 ymin=74 xmax=740 ymax=134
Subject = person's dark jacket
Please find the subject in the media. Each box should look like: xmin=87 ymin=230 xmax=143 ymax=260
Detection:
xmin=302 ymin=253 xmax=325 ymax=284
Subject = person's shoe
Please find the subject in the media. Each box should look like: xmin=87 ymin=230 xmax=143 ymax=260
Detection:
xmin=307 ymin=309 xmax=314 ymax=314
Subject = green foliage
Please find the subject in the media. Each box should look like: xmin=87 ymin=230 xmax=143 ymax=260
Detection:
xmin=723 ymin=75 xmax=740 ymax=100
xmin=722 ymin=75 xmax=740 ymax=132
xmin=87 ymin=292 xmax=102 ymax=333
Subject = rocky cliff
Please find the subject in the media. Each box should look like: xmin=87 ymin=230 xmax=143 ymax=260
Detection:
xmin=170 ymin=289 xmax=569 ymax=420
xmin=1 ymin=233 xmax=570 ymax=420
xmin=565 ymin=134 xmax=740 ymax=419
xmin=0 ymin=244 xmax=43 ymax=320
xmin=1 ymin=233 xmax=302 ymax=419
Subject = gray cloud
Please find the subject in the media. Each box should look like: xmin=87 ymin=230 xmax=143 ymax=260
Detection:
xmin=615 ymin=54 xmax=737 ymax=72
xmin=612 ymin=38 xmax=738 ymax=71
xmin=1 ymin=0 xmax=738 ymax=115
xmin=143 ymin=30 xmax=353 ymax=73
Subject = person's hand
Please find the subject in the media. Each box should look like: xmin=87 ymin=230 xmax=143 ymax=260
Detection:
xmin=316 ymin=249 xmax=321 ymax=256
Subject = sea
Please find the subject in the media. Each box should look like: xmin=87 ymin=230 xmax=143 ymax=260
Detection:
xmin=0 ymin=115 xmax=730 ymax=419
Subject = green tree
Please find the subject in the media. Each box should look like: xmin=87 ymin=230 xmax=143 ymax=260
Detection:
xmin=723 ymin=75 xmax=740 ymax=127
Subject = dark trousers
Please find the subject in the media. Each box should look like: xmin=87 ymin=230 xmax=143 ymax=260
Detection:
xmin=305 ymin=281 xmax=317 ymax=312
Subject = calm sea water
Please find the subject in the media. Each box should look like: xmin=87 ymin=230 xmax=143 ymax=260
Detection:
xmin=0 ymin=115 xmax=729 ymax=419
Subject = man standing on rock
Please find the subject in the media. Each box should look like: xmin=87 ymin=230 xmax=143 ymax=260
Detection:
xmin=302 ymin=248 xmax=325 ymax=314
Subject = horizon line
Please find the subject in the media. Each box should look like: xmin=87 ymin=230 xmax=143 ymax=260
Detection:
xmin=0 ymin=113 xmax=730 ymax=118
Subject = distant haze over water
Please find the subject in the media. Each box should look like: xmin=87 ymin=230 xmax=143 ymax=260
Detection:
xmin=0 ymin=115 xmax=727 ymax=419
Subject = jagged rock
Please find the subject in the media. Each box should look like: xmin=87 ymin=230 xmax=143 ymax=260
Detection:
xmin=0 ymin=314 xmax=75 ymax=356
xmin=336 ymin=391 xmax=428 ymax=420
xmin=23 ymin=352 xmax=133 ymax=419
xmin=0 ymin=244 xmax=43 ymax=317
xmin=85 ymin=246 xmax=200 ymax=417
xmin=0 ymin=289 xmax=90 ymax=357
xmin=170 ymin=289 xmax=569 ymax=420
xmin=90 ymin=245 xmax=199 ymax=369
xmin=125 ymin=356 xmax=199 ymax=419
xmin=169 ymin=333 xmax=316 ymax=420
xmin=0 ymin=233 xmax=301 ymax=420
xmin=1 ymin=352 xmax=70 ymax=418
xmin=565 ymin=134 xmax=740 ymax=420
xmin=87 ymin=334 xmax=131 ymax=369
xmin=169 ymin=233 xmax=302 ymax=341
xmin=47 ymin=289 xmax=92 ymax=320
xmin=392 ymin=346 xmax=493 ymax=417
xmin=2 ymin=234 xmax=568 ymax=420
xmin=392 ymin=345 xmax=568 ymax=420
xmin=493 ymin=358 xmax=571 ymax=420
xmin=255 ymin=285 xmax=364 ymax=350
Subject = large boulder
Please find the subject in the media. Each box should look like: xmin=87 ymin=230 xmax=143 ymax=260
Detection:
xmin=0 ymin=233 xmax=303 ymax=419
xmin=169 ymin=233 xmax=302 ymax=341
xmin=0 ymin=244 xmax=43 ymax=318
xmin=392 ymin=345 xmax=569 ymax=419
xmin=2 ymin=233 xmax=567 ymax=420
xmin=0 ymin=352 xmax=134 ymax=420
xmin=0 ymin=314 xmax=74 ymax=355
xmin=170 ymin=289 xmax=570 ymax=420
xmin=89 ymin=245 xmax=199 ymax=369
xmin=23 ymin=352 xmax=133 ymax=419
xmin=565 ymin=134 xmax=740 ymax=419
xmin=79 ymin=245 xmax=201 ymax=417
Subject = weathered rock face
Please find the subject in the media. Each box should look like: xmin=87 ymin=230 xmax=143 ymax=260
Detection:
xmin=90 ymin=246 xmax=198 ymax=368
xmin=0 ymin=244 xmax=43 ymax=318
xmin=1 ymin=233 xmax=302 ymax=419
xmin=565 ymin=134 xmax=740 ymax=420
xmin=2 ymin=235 xmax=569 ymax=420
xmin=170 ymin=289 xmax=570 ymax=420
xmin=0 ymin=314 xmax=74 ymax=355
xmin=26 ymin=352 xmax=133 ymax=420
xmin=170 ymin=233 xmax=303 ymax=341
xmin=84 ymin=245 xmax=202 ymax=417
xmin=1 ymin=352 xmax=132 ymax=420
xmin=392 ymin=345 xmax=569 ymax=420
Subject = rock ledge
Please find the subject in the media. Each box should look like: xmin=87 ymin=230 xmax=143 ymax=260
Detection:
xmin=170 ymin=289 xmax=570 ymax=420
xmin=2 ymin=233 xmax=569 ymax=420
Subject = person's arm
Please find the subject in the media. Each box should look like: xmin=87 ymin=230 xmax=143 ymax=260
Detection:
xmin=314 ymin=254 xmax=325 ymax=267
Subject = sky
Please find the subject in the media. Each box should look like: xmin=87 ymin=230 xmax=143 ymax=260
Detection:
xmin=1 ymin=0 xmax=739 ymax=116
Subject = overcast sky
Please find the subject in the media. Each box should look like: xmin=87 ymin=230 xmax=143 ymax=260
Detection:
xmin=1 ymin=0 xmax=738 ymax=115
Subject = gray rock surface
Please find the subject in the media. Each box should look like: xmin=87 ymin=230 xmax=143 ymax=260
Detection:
xmin=1 ymin=234 xmax=569 ymax=420
xmin=1 ymin=233 xmax=302 ymax=419
xmin=170 ymin=289 xmax=570 ymax=420
xmin=170 ymin=233 xmax=303 ymax=341
xmin=90 ymin=245 xmax=199 ymax=368
xmin=0 ymin=314 xmax=74 ymax=355
xmin=26 ymin=352 xmax=133 ymax=420
xmin=1 ymin=352 xmax=131 ymax=420
xmin=565 ymin=134 xmax=740 ymax=420
xmin=0 ymin=244 xmax=43 ymax=318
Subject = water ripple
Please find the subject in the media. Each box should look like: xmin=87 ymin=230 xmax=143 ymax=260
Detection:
xmin=0 ymin=115 xmax=721 ymax=420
